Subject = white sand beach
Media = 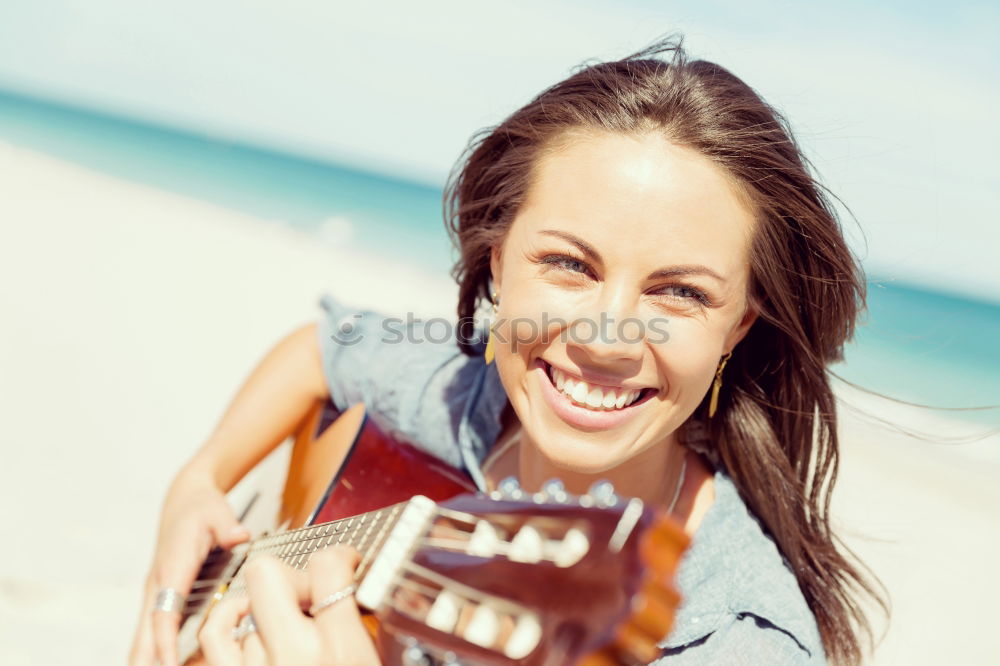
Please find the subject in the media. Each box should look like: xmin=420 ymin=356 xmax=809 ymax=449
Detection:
xmin=1 ymin=144 xmax=997 ymax=664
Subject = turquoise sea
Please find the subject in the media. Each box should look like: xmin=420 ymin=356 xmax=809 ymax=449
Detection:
xmin=2 ymin=90 xmax=997 ymax=425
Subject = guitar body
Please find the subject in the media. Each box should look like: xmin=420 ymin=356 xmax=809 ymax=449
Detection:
xmin=280 ymin=400 xmax=477 ymax=528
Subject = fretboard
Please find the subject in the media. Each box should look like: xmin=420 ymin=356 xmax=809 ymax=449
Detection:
xmin=223 ymin=501 xmax=407 ymax=596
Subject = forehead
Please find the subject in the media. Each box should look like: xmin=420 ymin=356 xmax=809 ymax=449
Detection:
xmin=514 ymin=131 xmax=756 ymax=277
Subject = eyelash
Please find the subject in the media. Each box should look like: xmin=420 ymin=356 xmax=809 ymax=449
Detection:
xmin=538 ymin=253 xmax=712 ymax=306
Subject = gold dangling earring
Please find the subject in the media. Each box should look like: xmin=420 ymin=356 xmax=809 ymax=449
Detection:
xmin=708 ymin=351 xmax=733 ymax=418
xmin=484 ymin=290 xmax=499 ymax=365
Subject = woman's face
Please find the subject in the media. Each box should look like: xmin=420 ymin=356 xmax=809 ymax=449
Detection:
xmin=490 ymin=130 xmax=759 ymax=473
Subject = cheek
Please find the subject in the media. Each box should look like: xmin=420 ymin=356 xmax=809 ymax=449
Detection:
xmin=652 ymin=323 xmax=724 ymax=398
xmin=495 ymin=282 xmax=584 ymax=357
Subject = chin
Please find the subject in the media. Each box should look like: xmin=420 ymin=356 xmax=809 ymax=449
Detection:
xmin=532 ymin=431 xmax=633 ymax=475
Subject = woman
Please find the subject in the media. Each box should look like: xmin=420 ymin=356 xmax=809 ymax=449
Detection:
xmin=130 ymin=36 xmax=885 ymax=665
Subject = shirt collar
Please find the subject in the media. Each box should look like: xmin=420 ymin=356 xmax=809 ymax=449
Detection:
xmin=457 ymin=355 xmax=508 ymax=492
xmin=661 ymin=470 xmax=824 ymax=659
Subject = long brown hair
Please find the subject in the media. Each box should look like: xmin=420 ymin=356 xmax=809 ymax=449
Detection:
xmin=443 ymin=34 xmax=887 ymax=664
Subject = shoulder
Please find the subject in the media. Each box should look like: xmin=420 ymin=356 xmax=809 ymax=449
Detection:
xmin=656 ymin=469 xmax=826 ymax=663
xmin=314 ymin=293 xmax=504 ymax=475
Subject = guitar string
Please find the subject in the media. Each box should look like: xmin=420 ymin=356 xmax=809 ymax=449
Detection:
xmin=189 ymin=503 xmax=405 ymax=589
xmin=209 ymin=506 xmax=405 ymax=605
xmin=184 ymin=508 xmax=405 ymax=605
xmin=187 ymin=512 xmax=395 ymax=605
xmin=186 ymin=526 xmax=394 ymax=603
xmin=188 ymin=517 xmax=381 ymax=593
xmin=195 ymin=514 xmax=366 ymax=569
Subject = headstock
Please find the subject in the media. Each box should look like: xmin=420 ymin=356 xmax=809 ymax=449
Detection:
xmin=358 ymin=480 xmax=689 ymax=666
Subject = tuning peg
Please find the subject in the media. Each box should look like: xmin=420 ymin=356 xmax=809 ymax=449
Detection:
xmin=552 ymin=527 xmax=590 ymax=568
xmin=402 ymin=643 xmax=432 ymax=666
xmin=585 ymin=479 xmax=619 ymax=508
xmin=508 ymin=525 xmax=545 ymax=563
xmin=467 ymin=520 xmax=501 ymax=558
xmin=464 ymin=604 xmax=502 ymax=648
xmin=504 ymin=613 xmax=543 ymax=659
xmin=426 ymin=590 xmax=462 ymax=633
xmin=497 ymin=476 xmax=524 ymax=500
xmin=539 ymin=478 xmax=569 ymax=503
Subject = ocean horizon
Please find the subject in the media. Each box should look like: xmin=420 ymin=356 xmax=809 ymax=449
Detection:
xmin=3 ymin=89 xmax=997 ymax=425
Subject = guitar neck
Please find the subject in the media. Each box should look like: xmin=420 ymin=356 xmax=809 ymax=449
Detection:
xmin=226 ymin=501 xmax=408 ymax=596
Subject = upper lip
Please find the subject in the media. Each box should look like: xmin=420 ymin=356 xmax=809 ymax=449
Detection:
xmin=542 ymin=359 xmax=655 ymax=393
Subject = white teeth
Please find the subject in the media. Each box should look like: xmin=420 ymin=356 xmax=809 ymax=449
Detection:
xmin=548 ymin=365 xmax=645 ymax=412
xmin=585 ymin=388 xmax=603 ymax=409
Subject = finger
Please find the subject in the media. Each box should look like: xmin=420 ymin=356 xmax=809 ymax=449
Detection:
xmin=244 ymin=556 xmax=314 ymax=660
xmin=153 ymin=518 xmax=226 ymax=666
xmin=198 ymin=597 xmax=249 ymax=666
xmin=240 ymin=630 xmax=268 ymax=666
xmin=152 ymin=548 xmax=205 ymax=666
xmin=128 ymin=579 xmax=157 ymax=666
xmin=308 ymin=547 xmax=379 ymax=665
xmin=151 ymin=591 xmax=185 ymax=666
xmin=207 ymin=502 xmax=251 ymax=550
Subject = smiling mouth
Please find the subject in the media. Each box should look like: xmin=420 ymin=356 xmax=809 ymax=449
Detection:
xmin=541 ymin=360 xmax=656 ymax=411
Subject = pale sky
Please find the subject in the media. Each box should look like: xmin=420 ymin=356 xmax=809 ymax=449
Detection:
xmin=0 ymin=0 xmax=997 ymax=302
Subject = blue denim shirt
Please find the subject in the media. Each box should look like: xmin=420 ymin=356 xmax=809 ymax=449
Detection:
xmin=316 ymin=293 xmax=826 ymax=664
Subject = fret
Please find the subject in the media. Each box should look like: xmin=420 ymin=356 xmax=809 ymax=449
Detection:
xmin=356 ymin=510 xmax=381 ymax=558
xmin=337 ymin=517 xmax=355 ymax=544
xmin=302 ymin=528 xmax=324 ymax=567
xmin=357 ymin=503 xmax=403 ymax=581
xmin=349 ymin=514 xmax=368 ymax=549
xmin=203 ymin=503 xmax=411 ymax=609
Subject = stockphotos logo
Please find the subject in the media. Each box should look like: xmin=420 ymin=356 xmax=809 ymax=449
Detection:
xmin=328 ymin=312 xmax=670 ymax=348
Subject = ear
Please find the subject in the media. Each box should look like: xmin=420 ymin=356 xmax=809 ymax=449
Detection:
xmin=724 ymin=299 xmax=759 ymax=354
xmin=489 ymin=244 xmax=504 ymax=295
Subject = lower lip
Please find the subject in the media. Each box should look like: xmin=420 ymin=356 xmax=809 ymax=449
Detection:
xmin=533 ymin=359 xmax=652 ymax=432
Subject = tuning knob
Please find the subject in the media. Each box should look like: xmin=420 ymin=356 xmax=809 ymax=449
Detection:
xmin=508 ymin=525 xmax=545 ymax=563
xmin=464 ymin=604 xmax=502 ymax=648
xmin=497 ymin=476 xmax=523 ymax=500
xmin=467 ymin=520 xmax=501 ymax=558
xmin=585 ymin=479 xmax=619 ymax=508
xmin=539 ymin=478 xmax=569 ymax=503
xmin=402 ymin=643 xmax=431 ymax=666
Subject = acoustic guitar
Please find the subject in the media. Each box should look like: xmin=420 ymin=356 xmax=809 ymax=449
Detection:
xmin=175 ymin=400 xmax=689 ymax=665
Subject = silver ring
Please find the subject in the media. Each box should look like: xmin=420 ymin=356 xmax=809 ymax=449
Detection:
xmin=153 ymin=588 xmax=186 ymax=613
xmin=231 ymin=614 xmax=257 ymax=641
xmin=308 ymin=583 xmax=357 ymax=617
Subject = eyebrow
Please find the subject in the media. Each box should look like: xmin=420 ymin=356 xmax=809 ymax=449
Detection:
xmin=539 ymin=229 xmax=727 ymax=283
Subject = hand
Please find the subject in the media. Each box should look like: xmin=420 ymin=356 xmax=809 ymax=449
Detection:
xmin=129 ymin=468 xmax=251 ymax=666
xmin=199 ymin=547 xmax=380 ymax=666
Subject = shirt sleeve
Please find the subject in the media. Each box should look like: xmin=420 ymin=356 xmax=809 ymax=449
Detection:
xmin=652 ymin=612 xmax=823 ymax=665
xmin=313 ymin=292 xmax=478 ymax=470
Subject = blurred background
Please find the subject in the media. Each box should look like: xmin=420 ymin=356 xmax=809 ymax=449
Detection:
xmin=0 ymin=1 xmax=996 ymax=664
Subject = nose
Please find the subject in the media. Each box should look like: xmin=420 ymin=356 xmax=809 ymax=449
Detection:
xmin=565 ymin=283 xmax=645 ymax=366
